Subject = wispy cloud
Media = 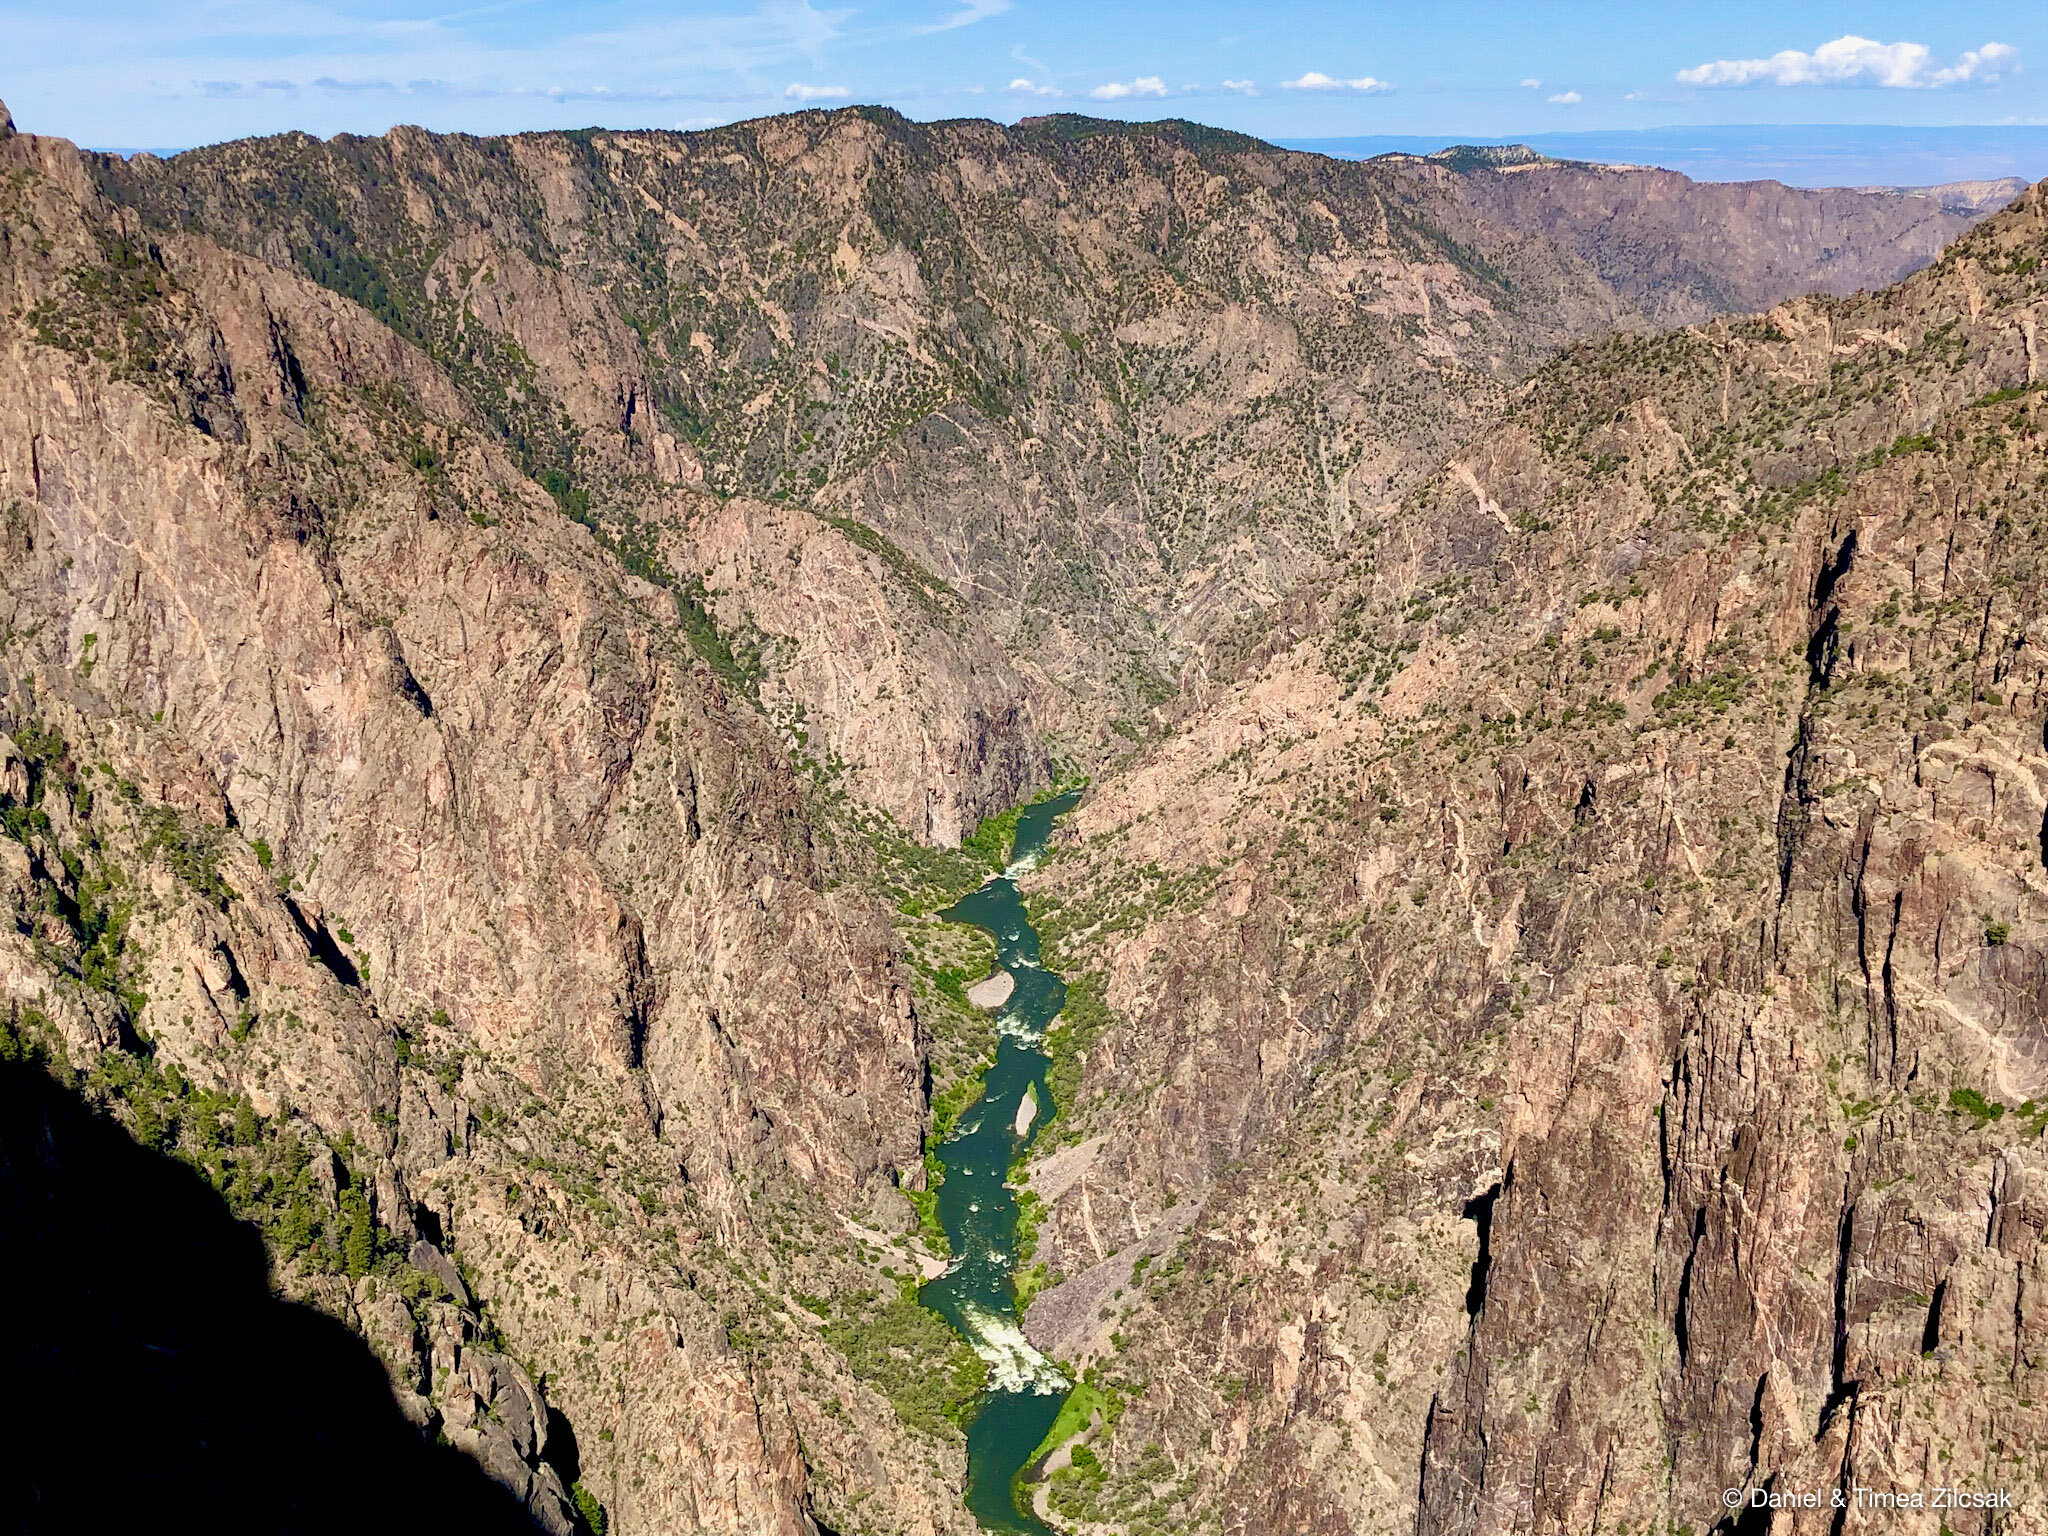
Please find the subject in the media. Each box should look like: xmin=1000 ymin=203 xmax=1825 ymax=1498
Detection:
xmin=1089 ymin=76 xmax=1168 ymax=100
xmin=784 ymin=81 xmax=849 ymax=100
xmin=1282 ymin=71 xmax=1392 ymax=94
xmin=1221 ymin=79 xmax=1258 ymax=95
xmin=5 ymin=0 xmax=863 ymax=142
xmin=912 ymin=0 xmax=1009 ymax=35
xmin=196 ymin=78 xmax=308 ymax=97
xmin=1519 ymin=77 xmax=1541 ymax=89
xmin=1678 ymin=35 xmax=2015 ymax=89
xmin=197 ymin=76 xmax=723 ymax=105
xmin=1547 ymin=90 xmax=1580 ymax=104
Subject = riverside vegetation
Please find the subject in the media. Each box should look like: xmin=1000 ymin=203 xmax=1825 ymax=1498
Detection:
xmin=2 ymin=92 xmax=2045 ymax=1536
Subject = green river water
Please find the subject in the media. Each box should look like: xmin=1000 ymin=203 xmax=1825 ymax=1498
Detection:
xmin=922 ymin=790 xmax=1082 ymax=1535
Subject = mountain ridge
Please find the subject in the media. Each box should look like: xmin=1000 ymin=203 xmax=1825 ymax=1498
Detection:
xmin=1016 ymin=179 xmax=2048 ymax=1535
xmin=1 ymin=100 xmax=2044 ymax=1536
xmin=82 ymin=106 xmax=2021 ymax=796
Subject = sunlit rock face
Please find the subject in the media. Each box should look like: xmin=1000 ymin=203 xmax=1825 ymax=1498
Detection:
xmin=1021 ymin=182 xmax=2048 ymax=1536
xmin=3 ymin=92 xmax=2041 ymax=1536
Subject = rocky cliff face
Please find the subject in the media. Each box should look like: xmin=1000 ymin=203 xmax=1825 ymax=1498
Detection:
xmin=88 ymin=111 xmax=2010 ymax=767
xmin=1016 ymin=180 xmax=2048 ymax=1536
xmin=1393 ymin=152 xmax=2027 ymax=328
xmin=2 ymin=89 xmax=2042 ymax=1536
xmin=0 ymin=115 xmax=978 ymax=1536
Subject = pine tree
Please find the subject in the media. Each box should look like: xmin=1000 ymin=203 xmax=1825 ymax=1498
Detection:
xmin=340 ymin=1189 xmax=375 ymax=1279
xmin=281 ymin=1195 xmax=315 ymax=1256
xmin=129 ymin=1095 xmax=167 ymax=1150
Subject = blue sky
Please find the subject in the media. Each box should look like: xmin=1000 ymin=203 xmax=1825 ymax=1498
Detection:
xmin=4 ymin=1 xmax=2046 ymax=153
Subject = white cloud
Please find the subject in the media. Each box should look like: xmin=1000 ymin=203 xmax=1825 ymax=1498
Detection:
xmin=1222 ymin=79 xmax=1259 ymax=95
xmin=1947 ymin=43 xmax=2019 ymax=83
xmin=1677 ymin=35 xmax=2015 ymax=89
xmin=1282 ymin=71 xmax=1393 ymax=93
xmin=1520 ymin=77 xmax=1541 ymax=89
xmin=1007 ymin=77 xmax=1059 ymax=96
xmin=1089 ymin=75 xmax=1168 ymax=100
xmin=1547 ymin=90 xmax=1580 ymax=103
xmin=912 ymin=0 xmax=1010 ymax=34
xmin=784 ymin=82 xmax=850 ymax=101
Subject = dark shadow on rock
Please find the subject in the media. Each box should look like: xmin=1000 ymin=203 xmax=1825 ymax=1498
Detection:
xmin=542 ymin=1404 xmax=582 ymax=1489
xmin=0 ymin=1056 xmax=542 ymax=1536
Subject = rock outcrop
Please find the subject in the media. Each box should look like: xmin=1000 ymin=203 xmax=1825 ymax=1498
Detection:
xmin=1393 ymin=150 xmax=2029 ymax=326
xmin=0 ymin=120 xmax=969 ymax=1536
xmin=1018 ymin=180 xmax=2048 ymax=1536
xmin=88 ymin=111 xmax=2013 ymax=763
xmin=2 ymin=95 xmax=2041 ymax=1536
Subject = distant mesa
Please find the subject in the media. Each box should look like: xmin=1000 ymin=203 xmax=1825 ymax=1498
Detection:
xmin=1358 ymin=142 xmax=1619 ymax=175
xmin=1425 ymin=143 xmax=1557 ymax=171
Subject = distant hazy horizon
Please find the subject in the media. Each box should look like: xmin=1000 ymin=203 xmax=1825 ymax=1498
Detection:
xmin=63 ymin=114 xmax=2048 ymax=196
xmin=1282 ymin=122 xmax=2048 ymax=189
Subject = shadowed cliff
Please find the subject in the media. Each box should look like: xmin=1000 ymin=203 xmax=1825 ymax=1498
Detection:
xmin=0 ymin=1052 xmax=543 ymax=1536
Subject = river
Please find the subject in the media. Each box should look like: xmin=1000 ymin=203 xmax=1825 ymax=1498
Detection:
xmin=921 ymin=790 xmax=1082 ymax=1535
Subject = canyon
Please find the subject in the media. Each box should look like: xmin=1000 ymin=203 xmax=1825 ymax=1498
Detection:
xmin=1 ymin=93 xmax=2044 ymax=1536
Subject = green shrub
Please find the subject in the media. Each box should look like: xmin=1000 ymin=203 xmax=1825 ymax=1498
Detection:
xmin=339 ymin=1188 xmax=377 ymax=1279
xmin=906 ymin=1170 xmax=948 ymax=1257
xmin=571 ymin=1482 xmax=607 ymax=1536
xmin=1950 ymin=1087 xmax=2006 ymax=1126
xmin=281 ymin=1197 xmax=316 ymax=1256
xmin=819 ymin=1281 xmax=987 ymax=1440
xmin=1041 ymin=972 xmax=1114 ymax=1147
xmin=962 ymin=804 xmax=1025 ymax=872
